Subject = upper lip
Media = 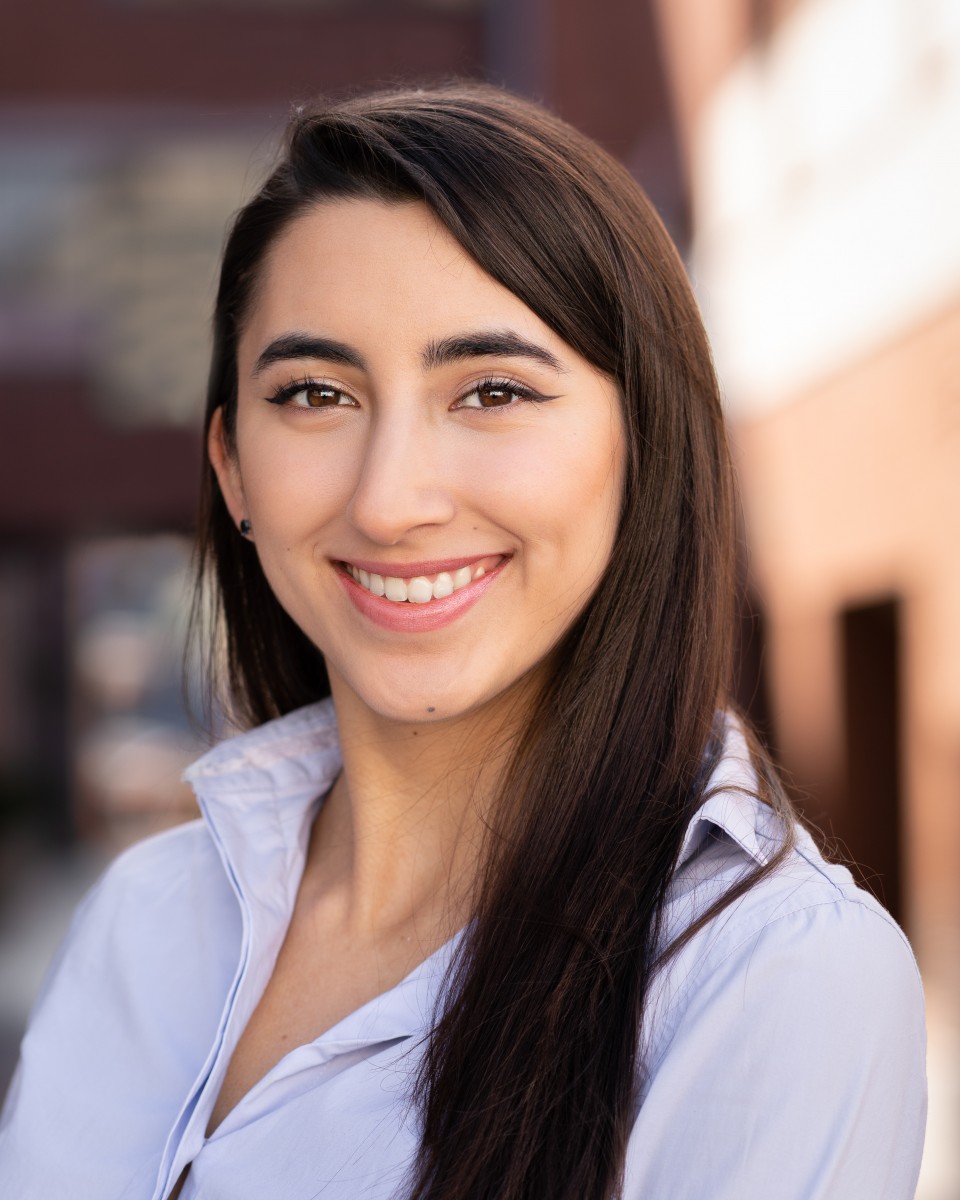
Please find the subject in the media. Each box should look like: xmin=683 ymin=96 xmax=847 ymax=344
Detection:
xmin=336 ymin=554 xmax=507 ymax=579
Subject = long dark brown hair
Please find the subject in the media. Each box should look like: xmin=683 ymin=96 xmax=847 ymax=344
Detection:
xmin=193 ymin=82 xmax=795 ymax=1200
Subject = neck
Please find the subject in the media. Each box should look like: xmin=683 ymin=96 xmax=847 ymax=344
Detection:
xmin=302 ymin=669 xmax=541 ymax=940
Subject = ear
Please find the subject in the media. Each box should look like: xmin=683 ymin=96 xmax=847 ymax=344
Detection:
xmin=207 ymin=406 xmax=246 ymax=529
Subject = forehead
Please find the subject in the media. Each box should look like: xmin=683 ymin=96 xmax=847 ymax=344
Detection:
xmin=241 ymin=198 xmax=559 ymax=356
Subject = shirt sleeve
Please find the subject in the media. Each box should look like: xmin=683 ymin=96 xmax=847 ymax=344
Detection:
xmin=623 ymin=894 xmax=927 ymax=1200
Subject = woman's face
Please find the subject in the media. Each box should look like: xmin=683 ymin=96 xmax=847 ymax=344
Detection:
xmin=211 ymin=199 xmax=626 ymax=726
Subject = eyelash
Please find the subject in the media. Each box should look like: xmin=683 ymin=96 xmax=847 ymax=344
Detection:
xmin=265 ymin=377 xmax=356 ymax=408
xmin=454 ymin=376 xmax=554 ymax=411
xmin=264 ymin=375 xmax=555 ymax=412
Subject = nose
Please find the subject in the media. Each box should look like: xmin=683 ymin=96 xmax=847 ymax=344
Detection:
xmin=346 ymin=407 xmax=457 ymax=545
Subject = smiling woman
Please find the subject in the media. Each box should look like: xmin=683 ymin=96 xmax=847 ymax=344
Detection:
xmin=0 ymin=85 xmax=926 ymax=1200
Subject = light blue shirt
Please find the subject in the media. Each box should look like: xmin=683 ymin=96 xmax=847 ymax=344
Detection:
xmin=0 ymin=701 xmax=926 ymax=1199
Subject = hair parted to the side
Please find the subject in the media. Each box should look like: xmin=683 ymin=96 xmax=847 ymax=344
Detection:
xmin=191 ymin=81 xmax=796 ymax=1200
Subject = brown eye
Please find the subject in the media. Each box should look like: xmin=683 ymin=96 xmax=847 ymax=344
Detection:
xmin=295 ymin=384 xmax=354 ymax=408
xmin=476 ymin=384 xmax=515 ymax=407
xmin=267 ymin=379 xmax=359 ymax=409
xmin=456 ymin=380 xmax=535 ymax=409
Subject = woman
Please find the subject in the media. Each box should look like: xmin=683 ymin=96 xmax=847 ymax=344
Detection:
xmin=0 ymin=84 xmax=925 ymax=1199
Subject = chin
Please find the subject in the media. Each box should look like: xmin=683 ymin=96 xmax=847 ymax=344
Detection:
xmin=351 ymin=678 xmax=490 ymax=726
xmin=329 ymin=650 xmax=534 ymax=729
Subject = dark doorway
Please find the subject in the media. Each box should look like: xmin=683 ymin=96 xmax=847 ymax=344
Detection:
xmin=840 ymin=598 xmax=904 ymax=927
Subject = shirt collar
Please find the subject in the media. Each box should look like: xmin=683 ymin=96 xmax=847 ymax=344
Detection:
xmin=182 ymin=699 xmax=453 ymax=1054
xmin=184 ymin=697 xmax=341 ymax=797
xmin=182 ymin=699 xmax=342 ymax=930
xmin=183 ymin=700 xmax=776 ymax=911
xmin=676 ymin=715 xmax=778 ymax=870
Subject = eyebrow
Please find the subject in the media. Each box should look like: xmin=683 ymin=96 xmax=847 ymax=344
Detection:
xmin=252 ymin=329 xmax=567 ymax=377
xmin=253 ymin=333 xmax=365 ymax=376
xmin=421 ymin=331 xmax=567 ymax=374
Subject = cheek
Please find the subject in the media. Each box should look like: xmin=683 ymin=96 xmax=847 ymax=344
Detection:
xmin=468 ymin=423 xmax=624 ymax=574
xmin=237 ymin=427 xmax=356 ymax=533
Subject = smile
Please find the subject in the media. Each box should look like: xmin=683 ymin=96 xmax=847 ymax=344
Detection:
xmin=339 ymin=555 xmax=505 ymax=604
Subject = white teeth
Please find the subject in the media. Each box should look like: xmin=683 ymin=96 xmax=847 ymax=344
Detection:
xmin=432 ymin=572 xmax=454 ymax=599
xmin=346 ymin=560 xmax=498 ymax=603
xmin=407 ymin=577 xmax=433 ymax=604
xmin=384 ymin=576 xmax=408 ymax=602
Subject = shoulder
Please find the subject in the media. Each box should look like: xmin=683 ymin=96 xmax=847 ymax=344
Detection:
xmin=25 ymin=817 xmax=239 ymax=1030
xmin=663 ymin=719 xmax=922 ymax=1018
xmin=93 ymin=815 xmax=216 ymax=891
xmin=660 ymin=820 xmax=923 ymax=1033
xmin=58 ymin=819 xmax=227 ymax=948
xmin=727 ymin=827 xmax=913 ymax=954
xmin=629 ymin=825 xmax=927 ymax=1198
xmin=0 ymin=821 xmax=239 ymax=1194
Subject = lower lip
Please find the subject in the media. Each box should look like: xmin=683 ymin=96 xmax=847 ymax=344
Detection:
xmin=337 ymin=561 xmax=506 ymax=632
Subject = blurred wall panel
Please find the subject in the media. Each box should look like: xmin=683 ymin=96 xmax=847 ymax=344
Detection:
xmin=0 ymin=1 xmax=484 ymax=107
xmin=488 ymin=0 xmax=689 ymax=244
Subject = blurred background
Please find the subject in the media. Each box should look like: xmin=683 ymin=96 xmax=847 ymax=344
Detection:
xmin=1 ymin=0 xmax=957 ymax=1193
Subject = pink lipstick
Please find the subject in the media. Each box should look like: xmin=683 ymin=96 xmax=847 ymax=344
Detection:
xmin=336 ymin=555 xmax=507 ymax=632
